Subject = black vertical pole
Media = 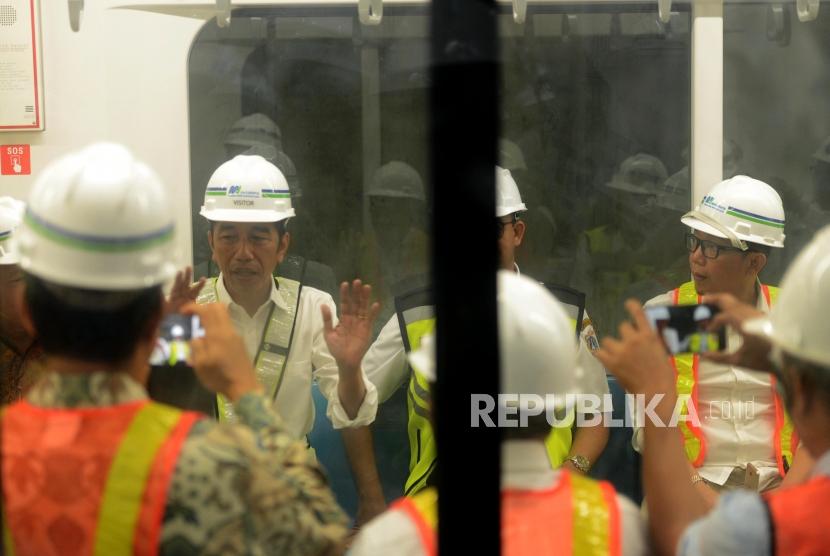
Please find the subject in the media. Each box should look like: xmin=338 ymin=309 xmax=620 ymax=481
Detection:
xmin=430 ymin=0 xmax=500 ymax=553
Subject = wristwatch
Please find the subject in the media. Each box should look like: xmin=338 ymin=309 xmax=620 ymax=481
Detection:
xmin=568 ymin=455 xmax=590 ymax=473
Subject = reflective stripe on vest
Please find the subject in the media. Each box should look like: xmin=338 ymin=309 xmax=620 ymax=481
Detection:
xmin=764 ymin=475 xmax=830 ymax=555
xmin=542 ymin=316 xmax=578 ymax=468
xmin=672 ymin=281 xmax=797 ymax=473
xmin=502 ymin=471 xmax=621 ymax=556
xmin=391 ymin=487 xmax=438 ymax=556
xmin=2 ymin=400 xmax=199 ymax=556
xmin=197 ymin=276 xmax=302 ymax=421
xmin=401 ymin=305 xmax=437 ymax=496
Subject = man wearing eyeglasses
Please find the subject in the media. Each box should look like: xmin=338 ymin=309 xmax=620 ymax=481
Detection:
xmin=633 ymin=175 xmax=805 ymax=505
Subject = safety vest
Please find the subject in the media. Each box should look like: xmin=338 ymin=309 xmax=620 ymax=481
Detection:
xmin=503 ymin=471 xmax=622 ymax=556
xmin=764 ymin=474 xmax=830 ymax=555
xmin=396 ymin=287 xmax=438 ymax=496
xmin=2 ymin=400 xmax=200 ymax=556
xmin=397 ymin=473 xmax=622 ymax=556
xmin=671 ymin=281 xmax=798 ymax=475
xmin=391 ymin=486 xmax=438 ymax=556
xmin=398 ymin=287 xmax=578 ymax=495
xmin=196 ymin=276 xmax=301 ymax=421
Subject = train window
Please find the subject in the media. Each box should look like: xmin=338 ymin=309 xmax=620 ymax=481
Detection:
xmin=724 ymin=1 xmax=830 ymax=284
xmin=187 ymin=3 xmax=693 ymax=520
xmin=500 ymin=8 xmax=692 ymax=338
xmin=188 ymin=9 xmax=432 ymax=519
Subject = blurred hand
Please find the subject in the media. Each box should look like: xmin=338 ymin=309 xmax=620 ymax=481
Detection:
xmin=164 ymin=267 xmax=206 ymax=316
xmin=181 ymin=302 xmax=261 ymax=402
xmin=700 ymin=293 xmax=774 ymax=373
xmin=321 ymin=280 xmax=381 ymax=374
xmin=595 ymin=299 xmax=675 ymax=397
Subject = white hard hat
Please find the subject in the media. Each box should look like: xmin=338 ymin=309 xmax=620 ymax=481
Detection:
xmin=200 ymin=155 xmax=295 ymax=223
xmin=368 ymin=161 xmax=425 ymax=202
xmin=224 ymin=113 xmax=282 ymax=149
xmin=0 ymin=197 xmax=25 ymax=265
xmin=408 ymin=333 xmax=435 ymax=383
xmin=498 ymin=271 xmax=590 ymax=409
xmin=17 ymin=143 xmax=177 ymax=290
xmin=681 ymin=175 xmax=786 ymax=249
xmin=606 ymin=154 xmax=668 ymax=195
xmin=496 ymin=166 xmax=527 ymax=217
xmin=745 ymin=225 xmax=830 ymax=367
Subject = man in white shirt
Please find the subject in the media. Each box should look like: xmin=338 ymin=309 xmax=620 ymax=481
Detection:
xmin=632 ymin=175 xmax=803 ymax=503
xmin=597 ymin=225 xmax=830 ymax=556
xmin=197 ymin=153 xmax=386 ymax=521
xmin=363 ymin=166 xmax=610 ymax=496
xmin=351 ymin=272 xmax=645 ymax=556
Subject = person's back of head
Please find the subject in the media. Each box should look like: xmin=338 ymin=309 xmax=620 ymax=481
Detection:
xmin=746 ymin=225 xmax=830 ymax=430
xmin=17 ymin=143 xmax=177 ymax=365
xmin=497 ymin=271 xmax=592 ymax=439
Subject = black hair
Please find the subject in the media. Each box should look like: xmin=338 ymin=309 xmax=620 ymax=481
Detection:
xmin=24 ymin=275 xmax=162 ymax=365
xmin=782 ymin=353 xmax=830 ymax=413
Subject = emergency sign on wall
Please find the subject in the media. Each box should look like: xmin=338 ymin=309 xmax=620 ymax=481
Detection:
xmin=0 ymin=0 xmax=44 ymax=131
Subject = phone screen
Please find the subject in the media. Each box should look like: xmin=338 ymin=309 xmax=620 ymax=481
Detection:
xmin=643 ymin=303 xmax=726 ymax=355
xmin=149 ymin=314 xmax=204 ymax=366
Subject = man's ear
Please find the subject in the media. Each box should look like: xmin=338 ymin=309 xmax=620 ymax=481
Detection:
xmin=276 ymin=231 xmax=291 ymax=265
xmin=207 ymin=228 xmax=219 ymax=264
xmin=513 ymin=220 xmax=527 ymax=248
xmin=747 ymin=252 xmax=767 ymax=275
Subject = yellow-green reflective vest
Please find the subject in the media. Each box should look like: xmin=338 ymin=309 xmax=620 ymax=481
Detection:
xmin=672 ymin=281 xmax=797 ymax=475
xmin=196 ymin=276 xmax=302 ymax=421
xmin=399 ymin=296 xmax=577 ymax=496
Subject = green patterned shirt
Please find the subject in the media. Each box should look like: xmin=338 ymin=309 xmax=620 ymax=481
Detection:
xmin=26 ymin=372 xmax=349 ymax=555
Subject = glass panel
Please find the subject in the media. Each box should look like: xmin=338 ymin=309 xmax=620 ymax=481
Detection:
xmin=500 ymin=7 xmax=692 ymax=338
xmin=724 ymin=1 xmax=830 ymax=284
xmin=498 ymin=4 xmax=692 ymax=504
xmin=188 ymin=9 xmax=430 ymax=519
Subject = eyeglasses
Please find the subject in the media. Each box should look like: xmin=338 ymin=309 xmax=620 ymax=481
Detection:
xmin=685 ymin=233 xmax=744 ymax=259
xmin=497 ymin=215 xmax=518 ymax=239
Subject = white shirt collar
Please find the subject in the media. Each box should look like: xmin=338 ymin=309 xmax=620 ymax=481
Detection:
xmin=215 ymin=272 xmax=290 ymax=313
xmin=501 ymin=439 xmax=559 ymax=490
xmin=513 ymin=262 xmax=520 ymax=275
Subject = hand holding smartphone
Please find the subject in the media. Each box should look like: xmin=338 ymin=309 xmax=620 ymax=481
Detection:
xmin=643 ymin=303 xmax=726 ymax=355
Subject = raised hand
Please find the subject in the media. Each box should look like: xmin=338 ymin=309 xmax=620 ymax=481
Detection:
xmin=321 ymin=279 xmax=381 ymax=374
xmin=164 ymin=266 xmax=207 ymax=316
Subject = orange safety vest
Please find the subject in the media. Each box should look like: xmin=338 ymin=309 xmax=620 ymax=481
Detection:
xmin=396 ymin=472 xmax=622 ymax=556
xmin=764 ymin=475 xmax=830 ymax=555
xmin=671 ymin=281 xmax=798 ymax=475
xmin=2 ymin=399 xmax=200 ymax=556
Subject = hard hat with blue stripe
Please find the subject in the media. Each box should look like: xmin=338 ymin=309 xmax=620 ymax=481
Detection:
xmin=681 ymin=175 xmax=786 ymax=249
xmin=16 ymin=143 xmax=178 ymax=290
xmin=200 ymin=154 xmax=295 ymax=223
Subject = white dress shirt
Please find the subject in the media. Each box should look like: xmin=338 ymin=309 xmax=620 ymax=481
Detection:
xmin=215 ymin=273 xmax=378 ymax=438
xmin=364 ymin=310 xmax=610 ymax=404
xmin=349 ymin=440 xmax=646 ymax=556
xmin=633 ymin=285 xmax=779 ymax=488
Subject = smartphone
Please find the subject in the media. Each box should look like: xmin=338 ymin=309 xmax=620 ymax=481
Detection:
xmin=148 ymin=314 xmax=216 ymax=417
xmin=149 ymin=314 xmax=204 ymax=366
xmin=643 ymin=303 xmax=726 ymax=355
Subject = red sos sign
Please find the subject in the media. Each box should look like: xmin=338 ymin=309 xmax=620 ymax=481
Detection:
xmin=1 ymin=145 xmax=31 ymax=176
